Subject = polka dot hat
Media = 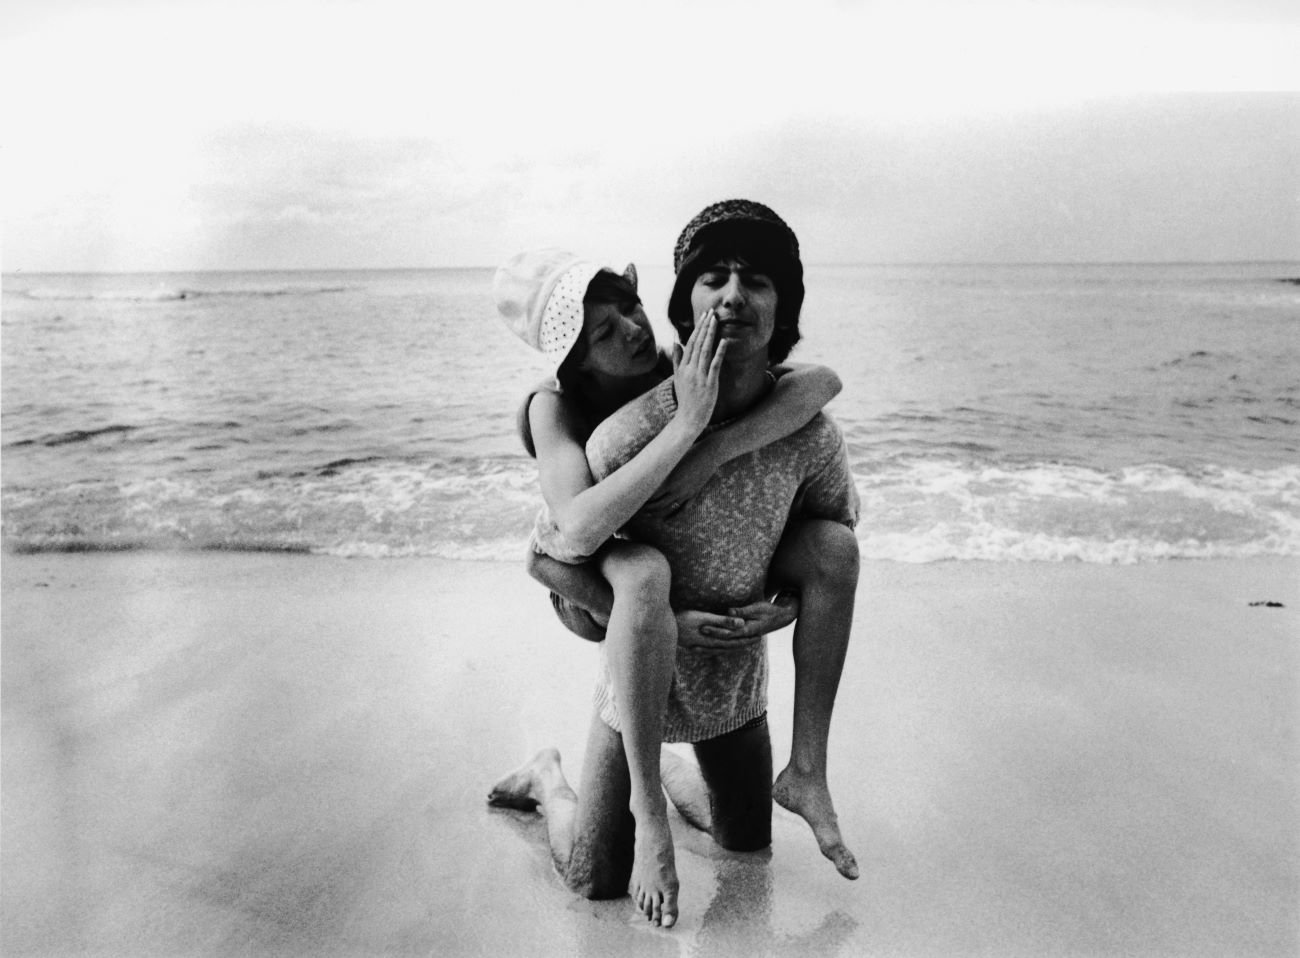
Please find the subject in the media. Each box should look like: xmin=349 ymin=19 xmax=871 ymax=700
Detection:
xmin=493 ymin=248 xmax=603 ymax=365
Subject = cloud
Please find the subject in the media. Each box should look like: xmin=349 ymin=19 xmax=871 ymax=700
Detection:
xmin=4 ymin=1 xmax=1298 ymax=270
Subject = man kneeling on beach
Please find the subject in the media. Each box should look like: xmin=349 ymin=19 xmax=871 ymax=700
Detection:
xmin=490 ymin=200 xmax=861 ymax=926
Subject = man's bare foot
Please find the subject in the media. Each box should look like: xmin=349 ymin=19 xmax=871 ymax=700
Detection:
xmin=630 ymin=802 xmax=679 ymax=928
xmin=773 ymin=766 xmax=859 ymax=879
xmin=487 ymin=748 xmax=562 ymax=810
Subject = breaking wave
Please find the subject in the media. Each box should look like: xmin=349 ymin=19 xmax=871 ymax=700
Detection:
xmin=4 ymin=459 xmax=1297 ymax=564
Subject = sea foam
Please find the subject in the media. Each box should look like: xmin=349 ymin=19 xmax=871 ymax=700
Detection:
xmin=4 ymin=458 xmax=1297 ymax=564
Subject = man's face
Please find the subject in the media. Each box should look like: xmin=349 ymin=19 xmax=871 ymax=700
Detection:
xmin=687 ymin=257 xmax=778 ymax=363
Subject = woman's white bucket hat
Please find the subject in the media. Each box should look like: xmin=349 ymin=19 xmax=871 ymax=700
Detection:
xmin=493 ymin=248 xmax=603 ymax=364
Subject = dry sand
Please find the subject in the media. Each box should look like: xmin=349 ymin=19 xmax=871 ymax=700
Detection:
xmin=2 ymin=553 xmax=1297 ymax=957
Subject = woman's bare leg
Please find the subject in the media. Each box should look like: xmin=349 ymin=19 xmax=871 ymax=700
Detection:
xmin=768 ymin=519 xmax=861 ymax=879
xmin=595 ymin=543 xmax=680 ymax=926
xmin=493 ymin=542 xmax=680 ymax=926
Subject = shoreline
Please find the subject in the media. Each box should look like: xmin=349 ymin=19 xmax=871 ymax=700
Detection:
xmin=3 ymin=553 xmax=1297 ymax=956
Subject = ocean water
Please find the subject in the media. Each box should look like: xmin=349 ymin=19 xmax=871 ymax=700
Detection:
xmin=3 ymin=263 xmax=1297 ymax=563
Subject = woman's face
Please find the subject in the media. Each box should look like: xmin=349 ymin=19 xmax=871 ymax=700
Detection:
xmin=688 ymin=257 xmax=778 ymax=361
xmin=579 ymin=301 xmax=659 ymax=377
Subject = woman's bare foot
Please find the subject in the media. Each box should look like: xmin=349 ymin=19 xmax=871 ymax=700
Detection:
xmin=773 ymin=766 xmax=859 ymax=879
xmin=630 ymin=802 xmax=679 ymax=928
xmin=487 ymin=747 xmax=563 ymax=810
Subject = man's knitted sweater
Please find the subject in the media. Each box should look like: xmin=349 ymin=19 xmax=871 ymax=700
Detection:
xmin=585 ymin=378 xmax=859 ymax=743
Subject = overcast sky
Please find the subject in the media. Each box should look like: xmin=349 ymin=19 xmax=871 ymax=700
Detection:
xmin=4 ymin=0 xmax=1298 ymax=272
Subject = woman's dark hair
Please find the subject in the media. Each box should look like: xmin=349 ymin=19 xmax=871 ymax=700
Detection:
xmin=667 ymin=223 xmax=805 ymax=363
xmin=555 ymin=268 xmax=641 ymax=393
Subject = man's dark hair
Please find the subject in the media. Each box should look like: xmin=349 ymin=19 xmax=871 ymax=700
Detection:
xmin=667 ymin=223 xmax=804 ymax=364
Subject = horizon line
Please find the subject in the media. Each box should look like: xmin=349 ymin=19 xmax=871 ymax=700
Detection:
xmin=5 ymin=258 xmax=1300 ymax=277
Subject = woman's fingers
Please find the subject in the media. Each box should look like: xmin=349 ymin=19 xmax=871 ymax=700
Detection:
xmin=683 ymin=309 xmax=714 ymax=372
xmin=682 ymin=308 xmax=707 ymax=367
xmin=680 ymin=310 xmax=721 ymax=404
xmin=708 ymin=337 xmax=728 ymax=381
xmin=699 ymin=308 xmax=717 ymax=367
xmin=692 ymin=311 xmax=713 ymax=368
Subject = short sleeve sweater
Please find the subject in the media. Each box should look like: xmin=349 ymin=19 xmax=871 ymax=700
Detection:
xmin=585 ymin=378 xmax=859 ymax=742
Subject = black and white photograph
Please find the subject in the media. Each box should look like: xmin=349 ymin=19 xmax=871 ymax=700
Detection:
xmin=3 ymin=1 xmax=1297 ymax=955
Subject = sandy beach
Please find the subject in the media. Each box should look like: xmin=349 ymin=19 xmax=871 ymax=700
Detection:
xmin=2 ymin=552 xmax=1296 ymax=957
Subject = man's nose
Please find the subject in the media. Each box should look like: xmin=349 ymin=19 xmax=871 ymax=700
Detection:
xmin=719 ymin=272 xmax=746 ymax=306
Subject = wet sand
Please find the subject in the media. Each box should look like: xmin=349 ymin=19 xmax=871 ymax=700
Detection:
xmin=2 ymin=553 xmax=1297 ymax=957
